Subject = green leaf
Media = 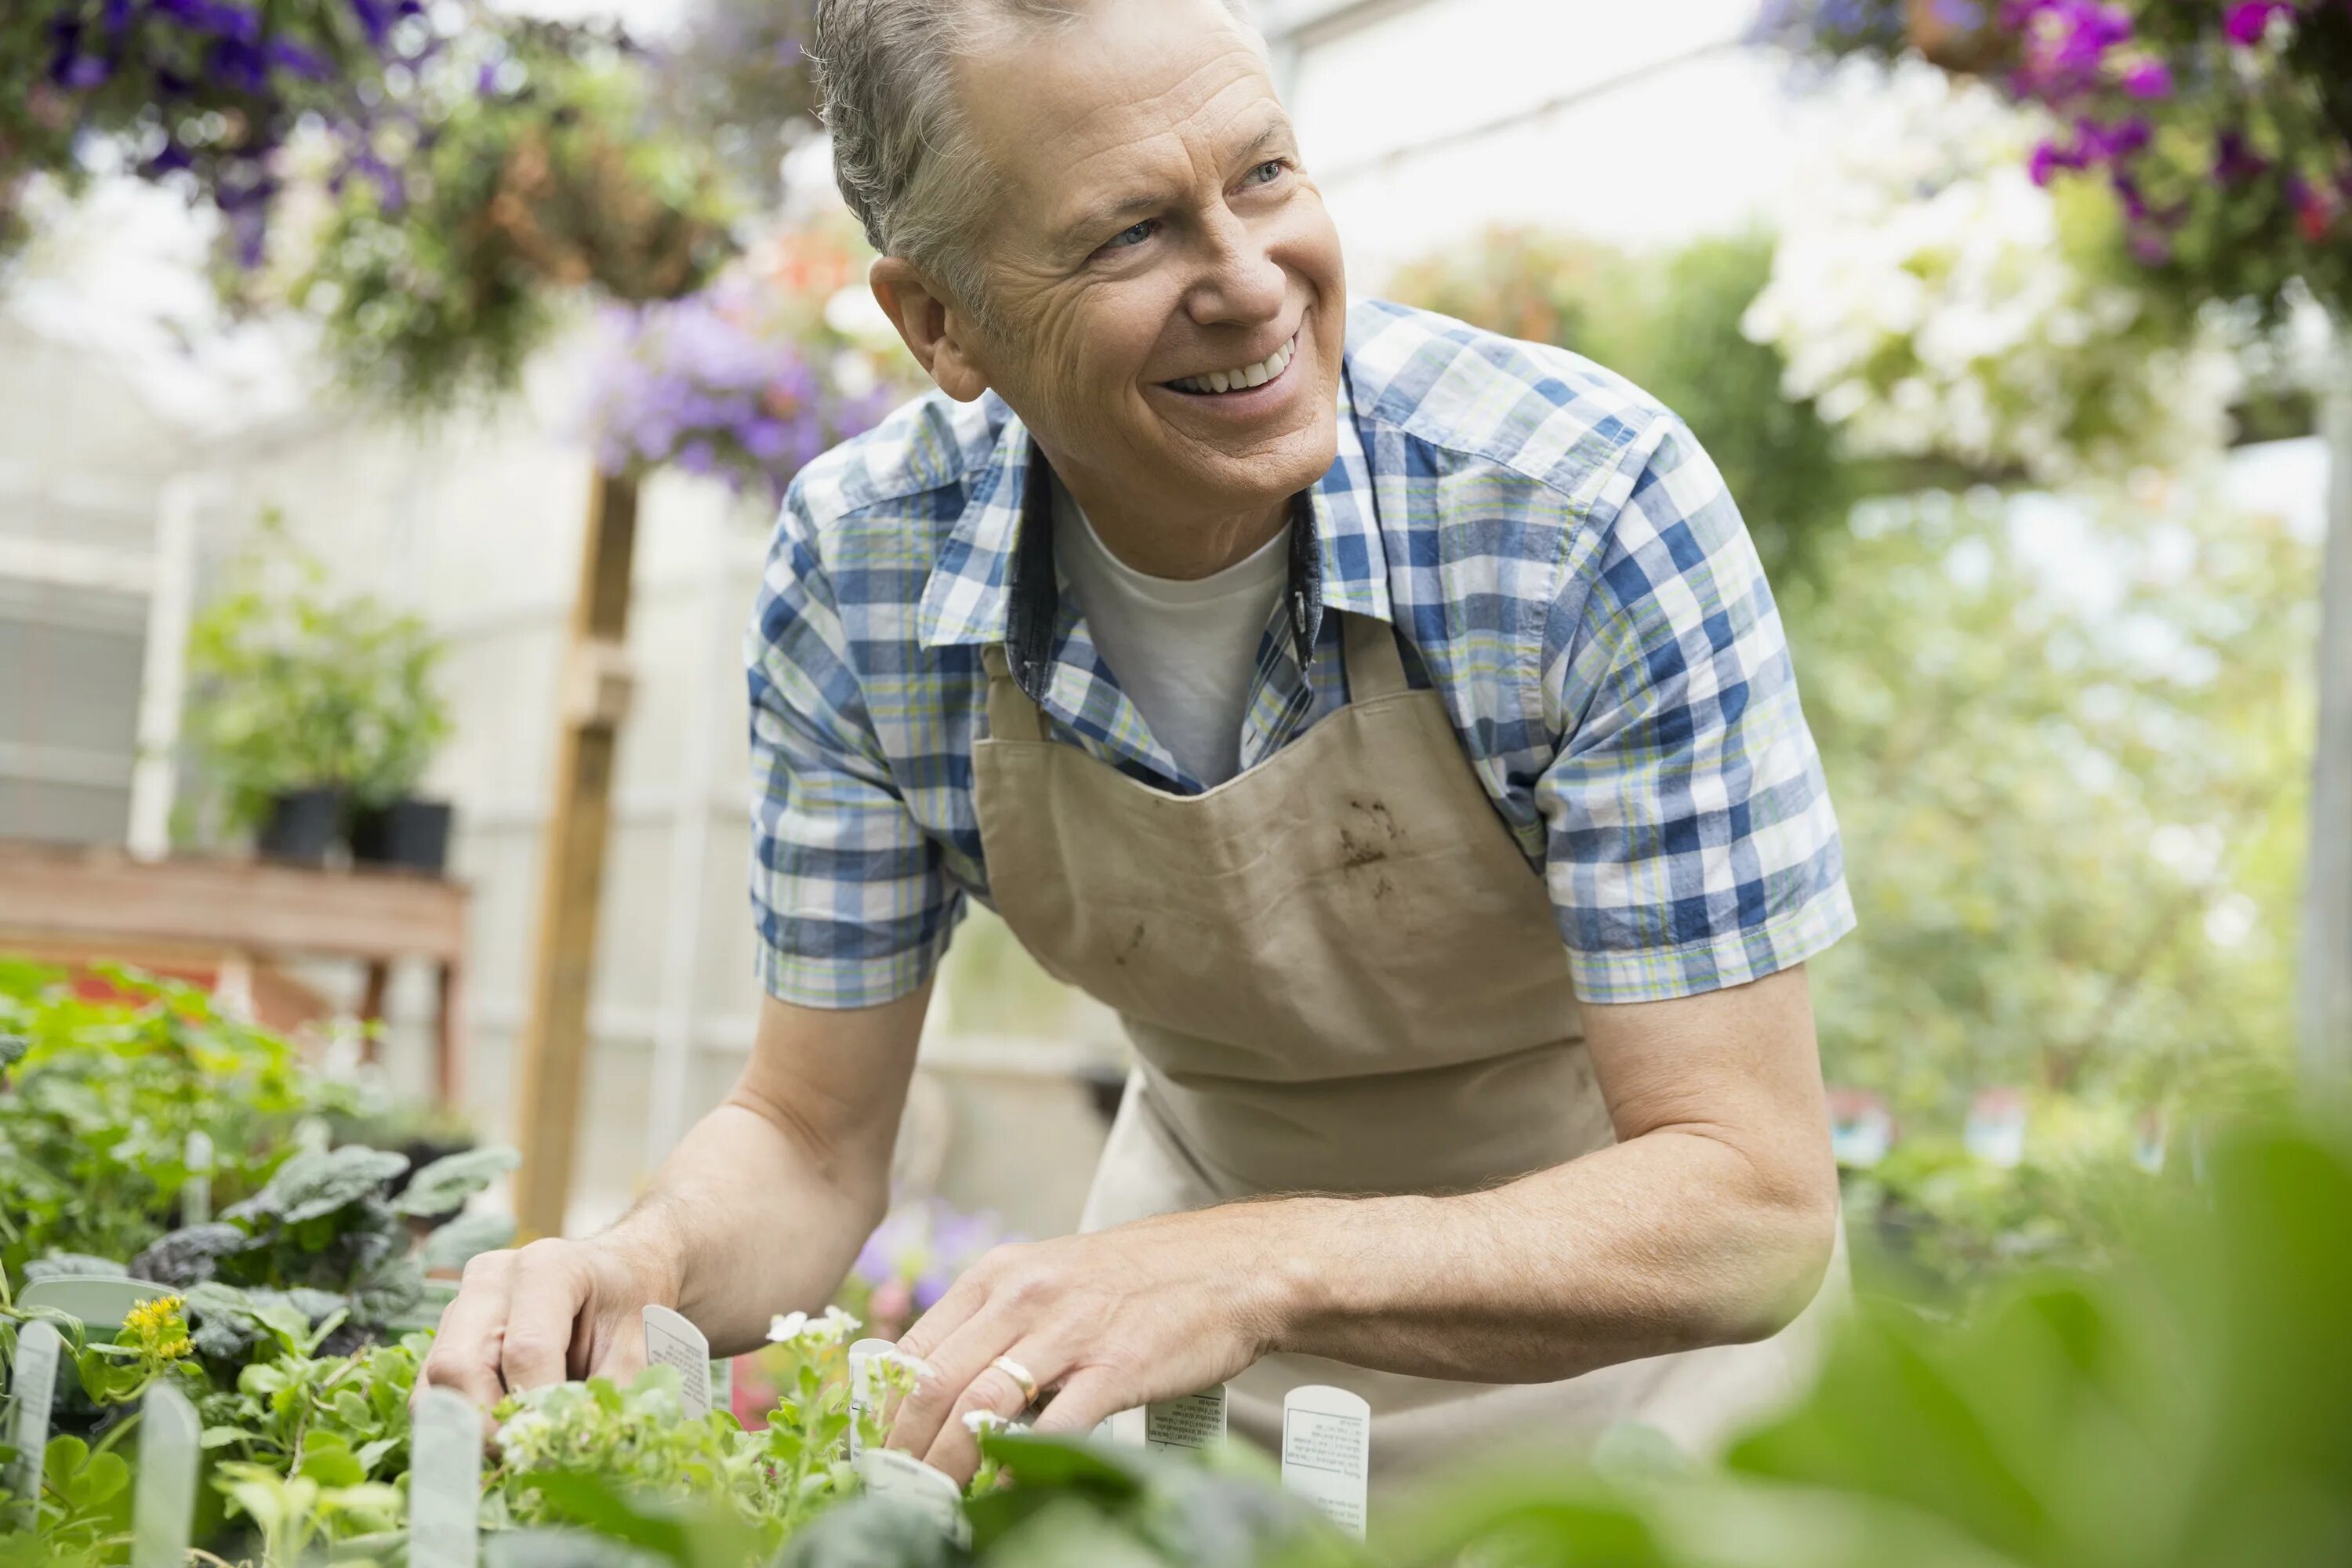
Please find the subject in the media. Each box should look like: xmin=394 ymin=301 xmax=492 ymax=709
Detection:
xmin=393 ymin=1145 xmax=519 ymax=1217
xmin=773 ymin=1495 xmax=969 ymax=1568
xmin=421 ymin=1207 xmax=517 ymax=1271
xmin=252 ymin=1146 xmax=412 ymax=1225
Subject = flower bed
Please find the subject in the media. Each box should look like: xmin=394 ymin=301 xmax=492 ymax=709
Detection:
xmin=8 ymin=958 xmax=2352 ymax=1568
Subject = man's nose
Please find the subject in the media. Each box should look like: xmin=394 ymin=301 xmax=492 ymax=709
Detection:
xmin=1185 ymin=205 xmax=1287 ymax=327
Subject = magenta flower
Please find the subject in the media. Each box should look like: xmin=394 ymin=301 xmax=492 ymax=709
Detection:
xmin=2118 ymin=59 xmax=2171 ymax=98
xmin=2222 ymin=2 xmax=2295 ymax=45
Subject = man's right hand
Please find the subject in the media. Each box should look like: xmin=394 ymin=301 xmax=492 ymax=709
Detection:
xmin=419 ymin=1236 xmax=670 ymax=1408
xmin=415 ymin=988 xmax=934 ymax=1412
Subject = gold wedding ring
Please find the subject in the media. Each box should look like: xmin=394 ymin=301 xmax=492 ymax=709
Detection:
xmin=989 ymin=1354 xmax=1039 ymax=1405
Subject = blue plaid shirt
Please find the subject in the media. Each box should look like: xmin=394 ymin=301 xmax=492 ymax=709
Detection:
xmin=747 ymin=299 xmax=1853 ymax=1009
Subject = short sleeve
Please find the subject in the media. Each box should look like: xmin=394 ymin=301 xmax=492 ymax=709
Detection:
xmin=1535 ymin=416 xmax=1853 ymax=1004
xmin=746 ymin=486 xmax=963 ymax=1007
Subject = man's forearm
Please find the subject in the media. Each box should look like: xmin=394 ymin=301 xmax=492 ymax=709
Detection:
xmin=1261 ymin=1128 xmax=1838 ymax=1385
xmin=595 ymin=1097 xmax=891 ymax=1359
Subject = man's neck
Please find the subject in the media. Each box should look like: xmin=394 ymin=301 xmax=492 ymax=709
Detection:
xmin=1051 ymin=469 xmax=1289 ymax=583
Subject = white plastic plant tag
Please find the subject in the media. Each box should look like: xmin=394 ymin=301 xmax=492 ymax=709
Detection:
xmin=845 ymin=1338 xmax=893 ymax=1460
xmin=6 ymin=1319 xmax=61 ymax=1511
xmin=639 ymin=1306 xmax=713 ymax=1421
xmin=1093 ymin=1406 xmax=1146 ymax=1446
xmin=1145 ymin=1386 xmax=1227 ymax=1452
xmin=130 ymin=1381 xmax=199 ymax=1568
xmin=855 ymin=1447 xmax=971 ymax=1546
xmin=1280 ymin=1384 xmax=1370 ymax=1540
xmin=293 ymin=1116 xmax=332 ymax=1156
xmin=408 ymin=1386 xmax=483 ymax=1568
xmin=181 ymin=1131 xmax=214 ymax=1225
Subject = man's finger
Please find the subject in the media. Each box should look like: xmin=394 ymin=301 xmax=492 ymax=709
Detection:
xmin=884 ymin=1306 xmax=1022 ymax=1461
xmin=892 ymin=1266 xmax=988 ymax=1368
xmin=1026 ymin=1368 xmax=1122 ymax=1439
xmin=418 ymin=1250 xmax=515 ymax=1410
xmin=499 ymin=1241 xmax=592 ymax=1392
xmin=921 ymin=1341 xmax=1063 ymax=1485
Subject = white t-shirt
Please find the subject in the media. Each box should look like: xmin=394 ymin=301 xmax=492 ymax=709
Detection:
xmin=1052 ymin=480 xmax=1290 ymax=788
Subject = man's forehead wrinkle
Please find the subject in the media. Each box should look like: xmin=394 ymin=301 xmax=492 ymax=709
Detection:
xmin=1039 ymin=89 xmax=1287 ymax=234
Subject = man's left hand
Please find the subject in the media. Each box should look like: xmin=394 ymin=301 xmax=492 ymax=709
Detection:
xmin=881 ymin=1203 xmax=1298 ymax=1481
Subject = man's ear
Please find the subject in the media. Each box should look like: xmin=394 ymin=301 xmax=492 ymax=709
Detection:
xmin=871 ymin=256 xmax=990 ymax=403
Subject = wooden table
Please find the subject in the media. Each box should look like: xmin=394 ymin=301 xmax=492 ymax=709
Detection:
xmin=0 ymin=840 xmax=470 ymax=1103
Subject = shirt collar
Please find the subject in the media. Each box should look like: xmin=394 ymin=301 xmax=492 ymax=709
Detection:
xmin=917 ymin=362 xmax=1392 ymax=683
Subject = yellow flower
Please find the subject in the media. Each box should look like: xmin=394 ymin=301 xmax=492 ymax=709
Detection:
xmin=125 ymin=1293 xmax=192 ymax=1359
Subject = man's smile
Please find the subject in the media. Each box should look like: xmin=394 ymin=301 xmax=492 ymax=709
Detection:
xmin=1152 ymin=328 xmax=1306 ymax=421
xmin=1162 ymin=330 xmax=1300 ymax=396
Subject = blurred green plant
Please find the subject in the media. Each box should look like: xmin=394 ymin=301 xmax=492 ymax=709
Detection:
xmin=1788 ymin=479 xmax=2315 ymax=1122
xmin=1386 ymin=227 xmax=1864 ymax=583
xmin=184 ymin=510 xmax=450 ymax=830
xmin=0 ymin=960 xmax=347 ymax=1282
xmin=263 ymin=15 xmax=737 ymax=412
xmin=643 ymin=0 xmax=820 ymax=209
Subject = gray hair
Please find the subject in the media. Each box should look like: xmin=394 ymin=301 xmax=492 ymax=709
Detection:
xmin=809 ymin=0 xmax=1258 ymax=328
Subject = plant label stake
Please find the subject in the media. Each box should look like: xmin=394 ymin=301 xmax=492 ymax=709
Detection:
xmin=409 ymin=1386 xmax=482 ymax=1568
xmin=130 ymin=1381 xmax=198 ymax=1568
xmin=854 ymin=1448 xmax=971 ymax=1547
xmin=1093 ymin=1406 xmax=1146 ymax=1446
xmin=846 ymin=1338 xmax=894 ymax=1460
xmin=640 ymin=1305 xmax=713 ymax=1420
xmin=182 ymin=1131 xmax=214 ymax=1225
xmin=1145 ymin=1386 xmax=1228 ymax=1452
xmin=1280 ymin=1385 xmax=1370 ymax=1541
xmin=5 ymin=1319 xmax=60 ymax=1518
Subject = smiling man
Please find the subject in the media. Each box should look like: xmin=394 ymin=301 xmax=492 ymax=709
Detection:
xmin=424 ymin=0 xmax=1857 ymax=1483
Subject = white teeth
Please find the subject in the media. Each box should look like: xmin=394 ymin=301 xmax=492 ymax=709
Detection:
xmin=1172 ymin=334 xmax=1297 ymax=394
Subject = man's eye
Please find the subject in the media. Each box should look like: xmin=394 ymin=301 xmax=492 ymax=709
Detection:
xmin=1104 ymin=219 xmax=1157 ymax=250
xmin=1246 ymin=159 xmax=1287 ymax=185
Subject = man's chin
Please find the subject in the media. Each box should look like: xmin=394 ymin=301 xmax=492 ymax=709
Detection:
xmin=1146 ymin=412 xmax=1339 ymax=509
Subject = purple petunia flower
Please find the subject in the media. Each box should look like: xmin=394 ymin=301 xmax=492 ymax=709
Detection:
xmin=153 ymin=0 xmax=262 ymax=43
xmin=267 ymin=37 xmax=333 ymax=81
xmin=2118 ymin=59 xmax=2170 ymax=98
xmin=576 ymin=278 xmax=899 ymax=501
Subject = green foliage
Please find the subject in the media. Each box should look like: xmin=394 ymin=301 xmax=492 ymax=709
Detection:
xmin=1787 ymin=481 xmax=2315 ymax=1119
xmin=184 ymin=511 xmax=452 ymax=829
xmin=1385 ymin=228 xmax=1862 ymax=583
xmin=0 ymin=963 xmax=345 ymax=1282
xmin=393 ymin=1145 xmax=521 ymax=1218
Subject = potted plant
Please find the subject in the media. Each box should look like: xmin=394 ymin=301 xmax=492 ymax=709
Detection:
xmin=185 ymin=512 xmax=453 ymax=866
xmin=345 ymin=609 xmax=456 ymax=873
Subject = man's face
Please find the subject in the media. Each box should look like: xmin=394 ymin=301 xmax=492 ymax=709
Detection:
xmin=949 ymin=0 xmax=1347 ymax=523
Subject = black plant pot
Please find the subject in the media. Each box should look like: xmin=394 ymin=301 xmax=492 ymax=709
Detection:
xmin=349 ymin=797 xmax=453 ymax=874
xmin=256 ymin=786 xmax=345 ymax=865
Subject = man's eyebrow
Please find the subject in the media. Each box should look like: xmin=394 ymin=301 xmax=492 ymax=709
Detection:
xmin=1054 ymin=123 xmax=1295 ymax=252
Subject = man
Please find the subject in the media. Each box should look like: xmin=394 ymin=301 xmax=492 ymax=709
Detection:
xmin=425 ymin=0 xmax=1856 ymax=1483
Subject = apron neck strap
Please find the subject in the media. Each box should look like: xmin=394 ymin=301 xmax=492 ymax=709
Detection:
xmin=1341 ymin=611 xmax=1410 ymax=700
xmin=981 ymin=644 xmax=1048 ymax=742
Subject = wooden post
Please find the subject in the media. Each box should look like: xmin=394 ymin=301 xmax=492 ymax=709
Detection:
xmin=514 ymin=467 xmax=641 ymax=1240
xmin=2304 ymin=339 xmax=2352 ymax=1086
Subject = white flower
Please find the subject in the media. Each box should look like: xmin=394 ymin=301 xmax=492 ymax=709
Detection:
xmin=766 ymin=1304 xmax=865 ymax=1349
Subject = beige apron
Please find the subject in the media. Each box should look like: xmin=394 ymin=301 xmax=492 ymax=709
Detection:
xmin=972 ymin=608 xmax=1842 ymax=1481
